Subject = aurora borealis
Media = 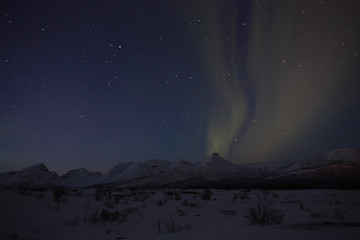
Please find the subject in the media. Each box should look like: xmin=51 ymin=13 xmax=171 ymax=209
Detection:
xmin=1 ymin=0 xmax=360 ymax=173
xmin=191 ymin=1 xmax=249 ymax=159
xmin=205 ymin=0 xmax=360 ymax=163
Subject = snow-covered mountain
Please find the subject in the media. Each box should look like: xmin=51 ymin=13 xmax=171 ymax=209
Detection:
xmin=98 ymin=159 xmax=172 ymax=184
xmin=60 ymin=168 xmax=102 ymax=188
xmin=196 ymin=152 xmax=247 ymax=175
xmin=277 ymin=148 xmax=360 ymax=176
xmin=113 ymin=153 xmax=248 ymax=188
xmin=97 ymin=162 xmax=134 ymax=184
xmin=170 ymin=159 xmax=193 ymax=169
xmin=271 ymin=148 xmax=360 ymax=187
xmin=0 ymin=163 xmax=59 ymax=189
xmin=1 ymin=148 xmax=359 ymax=189
xmin=324 ymin=148 xmax=360 ymax=161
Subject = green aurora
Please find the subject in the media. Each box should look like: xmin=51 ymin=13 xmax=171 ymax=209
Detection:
xmin=200 ymin=0 xmax=359 ymax=163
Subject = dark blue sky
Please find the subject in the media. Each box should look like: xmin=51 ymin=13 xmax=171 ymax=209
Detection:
xmin=1 ymin=0 xmax=360 ymax=174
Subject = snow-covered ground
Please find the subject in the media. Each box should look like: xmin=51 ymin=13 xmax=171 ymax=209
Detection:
xmin=1 ymin=188 xmax=360 ymax=240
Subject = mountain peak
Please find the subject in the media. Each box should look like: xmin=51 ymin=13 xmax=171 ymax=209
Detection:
xmin=144 ymin=159 xmax=171 ymax=169
xmin=61 ymin=168 xmax=91 ymax=178
xmin=200 ymin=153 xmax=238 ymax=170
xmin=208 ymin=152 xmax=227 ymax=163
xmin=22 ymin=163 xmax=49 ymax=172
xmin=324 ymin=148 xmax=360 ymax=161
xmin=108 ymin=162 xmax=134 ymax=175
xmin=172 ymin=159 xmax=193 ymax=168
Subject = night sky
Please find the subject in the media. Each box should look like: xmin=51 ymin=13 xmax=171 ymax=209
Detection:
xmin=1 ymin=0 xmax=360 ymax=174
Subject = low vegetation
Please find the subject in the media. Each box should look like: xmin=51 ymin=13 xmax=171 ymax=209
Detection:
xmin=157 ymin=220 xmax=192 ymax=233
xmin=2 ymin=187 xmax=358 ymax=239
xmin=246 ymin=201 xmax=284 ymax=225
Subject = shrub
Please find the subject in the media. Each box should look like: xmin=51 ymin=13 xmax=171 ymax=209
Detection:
xmin=309 ymin=211 xmax=328 ymax=219
xmin=182 ymin=199 xmax=199 ymax=207
xmin=157 ymin=220 xmax=192 ymax=233
xmin=53 ymin=188 xmax=67 ymax=209
xmin=100 ymin=209 xmax=110 ymax=221
xmin=7 ymin=233 xmax=19 ymax=240
xmin=90 ymin=209 xmax=99 ymax=224
xmin=202 ymin=189 xmax=213 ymax=200
xmin=299 ymin=203 xmax=304 ymax=210
xmin=234 ymin=191 xmax=249 ymax=201
xmin=88 ymin=208 xmax=130 ymax=223
xmin=233 ymin=194 xmax=239 ymax=201
xmin=53 ymin=188 xmax=64 ymax=202
xmin=110 ymin=211 xmax=120 ymax=221
xmin=240 ymin=192 xmax=249 ymax=200
xmin=175 ymin=193 xmax=182 ymax=200
xmin=104 ymin=200 xmax=115 ymax=208
xmin=95 ymin=187 xmax=105 ymax=201
xmin=35 ymin=191 xmax=45 ymax=199
xmin=157 ymin=220 xmax=162 ymax=233
xmin=125 ymin=207 xmax=138 ymax=216
xmin=177 ymin=208 xmax=185 ymax=216
xmin=246 ymin=201 xmax=284 ymax=225
xmin=119 ymin=210 xmax=128 ymax=223
xmin=184 ymin=222 xmax=192 ymax=229
xmin=165 ymin=191 xmax=182 ymax=200
xmin=18 ymin=181 xmax=29 ymax=195
xmin=64 ymin=218 xmax=78 ymax=226
xmin=164 ymin=220 xmax=176 ymax=233
xmin=333 ymin=208 xmax=345 ymax=220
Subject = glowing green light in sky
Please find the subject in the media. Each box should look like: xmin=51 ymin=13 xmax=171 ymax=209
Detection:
xmin=199 ymin=0 xmax=359 ymax=162
xmin=195 ymin=1 xmax=248 ymax=158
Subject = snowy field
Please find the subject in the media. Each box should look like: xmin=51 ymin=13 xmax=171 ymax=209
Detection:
xmin=1 ymin=188 xmax=360 ymax=240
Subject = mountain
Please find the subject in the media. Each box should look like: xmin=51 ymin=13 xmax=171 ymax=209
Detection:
xmin=197 ymin=152 xmax=247 ymax=175
xmin=1 ymin=148 xmax=359 ymax=189
xmin=60 ymin=168 xmax=102 ymax=188
xmin=99 ymin=159 xmax=172 ymax=184
xmin=170 ymin=159 xmax=193 ymax=169
xmin=97 ymin=162 xmax=134 ymax=184
xmin=324 ymin=148 xmax=360 ymax=161
xmin=113 ymin=153 xmax=248 ymax=188
xmin=0 ymin=163 xmax=59 ymax=190
xmin=270 ymin=148 xmax=360 ymax=188
xmin=108 ymin=162 xmax=134 ymax=175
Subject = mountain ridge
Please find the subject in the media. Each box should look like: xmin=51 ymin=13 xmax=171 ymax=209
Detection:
xmin=1 ymin=148 xmax=359 ymax=189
